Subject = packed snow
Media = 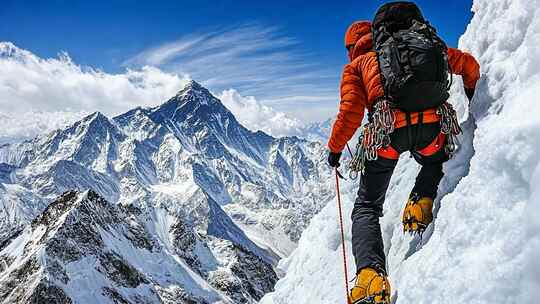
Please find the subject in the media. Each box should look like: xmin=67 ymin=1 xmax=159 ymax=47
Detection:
xmin=261 ymin=0 xmax=539 ymax=303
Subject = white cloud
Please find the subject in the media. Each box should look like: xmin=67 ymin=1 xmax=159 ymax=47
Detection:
xmin=0 ymin=42 xmax=191 ymax=143
xmin=218 ymin=89 xmax=304 ymax=137
xmin=123 ymin=23 xmax=339 ymax=108
xmin=0 ymin=42 xmax=330 ymax=143
xmin=0 ymin=111 xmax=88 ymax=145
xmin=0 ymin=42 xmax=191 ymax=115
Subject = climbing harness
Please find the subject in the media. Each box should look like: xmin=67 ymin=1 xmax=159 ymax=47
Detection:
xmin=335 ymin=168 xmax=352 ymax=304
xmin=348 ymin=100 xmax=462 ymax=178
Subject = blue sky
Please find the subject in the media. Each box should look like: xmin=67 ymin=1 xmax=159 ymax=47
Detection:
xmin=1 ymin=0 xmax=474 ymax=121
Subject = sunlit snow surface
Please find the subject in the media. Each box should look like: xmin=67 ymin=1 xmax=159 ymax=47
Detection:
xmin=261 ymin=0 xmax=540 ymax=303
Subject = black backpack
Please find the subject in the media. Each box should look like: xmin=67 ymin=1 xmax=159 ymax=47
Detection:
xmin=372 ymin=1 xmax=451 ymax=112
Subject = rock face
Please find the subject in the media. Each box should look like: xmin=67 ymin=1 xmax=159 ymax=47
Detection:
xmin=0 ymin=80 xmax=331 ymax=303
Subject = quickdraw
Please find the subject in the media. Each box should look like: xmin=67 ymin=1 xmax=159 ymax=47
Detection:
xmin=437 ymin=102 xmax=462 ymax=157
xmin=349 ymin=98 xmax=396 ymax=179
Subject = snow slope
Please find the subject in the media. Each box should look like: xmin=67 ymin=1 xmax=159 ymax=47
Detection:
xmin=261 ymin=1 xmax=540 ymax=303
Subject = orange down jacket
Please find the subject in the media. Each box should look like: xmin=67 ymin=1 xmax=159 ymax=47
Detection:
xmin=328 ymin=22 xmax=480 ymax=153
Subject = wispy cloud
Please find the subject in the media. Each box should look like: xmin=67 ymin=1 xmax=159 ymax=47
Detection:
xmin=123 ymin=23 xmax=340 ymax=109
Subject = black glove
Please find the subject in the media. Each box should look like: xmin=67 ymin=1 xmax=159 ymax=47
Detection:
xmin=465 ymin=87 xmax=475 ymax=102
xmin=327 ymin=151 xmax=342 ymax=168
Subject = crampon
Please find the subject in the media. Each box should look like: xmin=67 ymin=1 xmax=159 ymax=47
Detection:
xmin=402 ymin=194 xmax=434 ymax=235
xmin=349 ymin=268 xmax=391 ymax=304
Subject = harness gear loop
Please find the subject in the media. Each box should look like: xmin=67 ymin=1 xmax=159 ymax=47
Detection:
xmin=335 ymin=169 xmax=352 ymax=304
xmin=349 ymin=100 xmax=462 ymax=178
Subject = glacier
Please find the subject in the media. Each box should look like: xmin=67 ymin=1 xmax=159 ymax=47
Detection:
xmin=261 ymin=0 xmax=540 ymax=303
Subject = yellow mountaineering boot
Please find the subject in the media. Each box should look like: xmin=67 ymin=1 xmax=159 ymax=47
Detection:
xmin=349 ymin=268 xmax=391 ymax=304
xmin=402 ymin=195 xmax=433 ymax=233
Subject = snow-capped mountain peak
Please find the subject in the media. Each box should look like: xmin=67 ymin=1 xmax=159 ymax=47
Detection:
xmin=152 ymin=79 xmax=231 ymax=121
xmin=176 ymin=79 xmax=210 ymax=98
xmin=165 ymin=80 xmax=221 ymax=113
xmin=81 ymin=111 xmax=111 ymax=125
xmin=0 ymin=80 xmax=332 ymax=303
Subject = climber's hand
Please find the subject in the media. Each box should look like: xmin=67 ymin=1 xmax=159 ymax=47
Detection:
xmin=465 ymin=87 xmax=475 ymax=103
xmin=327 ymin=151 xmax=342 ymax=168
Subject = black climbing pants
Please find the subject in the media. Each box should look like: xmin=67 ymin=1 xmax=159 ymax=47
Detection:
xmin=351 ymin=123 xmax=449 ymax=274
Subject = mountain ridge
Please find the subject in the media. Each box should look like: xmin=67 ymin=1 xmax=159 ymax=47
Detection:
xmin=0 ymin=80 xmax=332 ymax=303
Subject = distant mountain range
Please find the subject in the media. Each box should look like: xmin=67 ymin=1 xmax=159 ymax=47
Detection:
xmin=0 ymin=80 xmax=334 ymax=303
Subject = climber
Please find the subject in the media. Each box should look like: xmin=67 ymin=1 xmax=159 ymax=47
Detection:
xmin=326 ymin=2 xmax=480 ymax=303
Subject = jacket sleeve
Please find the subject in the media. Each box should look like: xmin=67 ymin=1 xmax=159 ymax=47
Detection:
xmin=327 ymin=63 xmax=367 ymax=153
xmin=448 ymin=48 xmax=480 ymax=89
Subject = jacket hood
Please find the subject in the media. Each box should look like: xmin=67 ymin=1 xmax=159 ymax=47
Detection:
xmin=346 ymin=21 xmax=373 ymax=62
